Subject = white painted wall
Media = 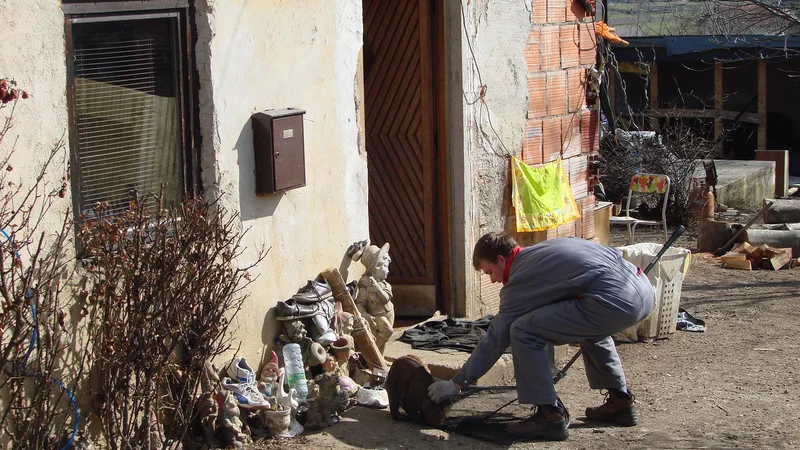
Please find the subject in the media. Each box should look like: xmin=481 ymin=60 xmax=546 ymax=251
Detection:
xmin=196 ymin=0 xmax=369 ymax=364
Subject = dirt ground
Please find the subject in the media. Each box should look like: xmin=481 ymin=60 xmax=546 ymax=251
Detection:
xmin=262 ymin=229 xmax=800 ymax=449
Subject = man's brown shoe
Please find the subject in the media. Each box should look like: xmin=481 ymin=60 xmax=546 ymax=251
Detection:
xmin=585 ymin=389 xmax=638 ymax=426
xmin=506 ymin=403 xmax=570 ymax=441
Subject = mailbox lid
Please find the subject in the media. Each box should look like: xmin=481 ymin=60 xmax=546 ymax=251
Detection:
xmin=272 ymin=115 xmax=306 ymax=191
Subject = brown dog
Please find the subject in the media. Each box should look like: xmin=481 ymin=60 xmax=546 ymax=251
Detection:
xmin=386 ymin=354 xmax=450 ymax=426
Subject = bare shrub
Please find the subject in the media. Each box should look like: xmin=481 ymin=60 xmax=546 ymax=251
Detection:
xmin=78 ymin=194 xmax=265 ymax=449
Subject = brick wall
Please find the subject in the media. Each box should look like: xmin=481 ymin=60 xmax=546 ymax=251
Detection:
xmin=519 ymin=0 xmax=599 ymax=244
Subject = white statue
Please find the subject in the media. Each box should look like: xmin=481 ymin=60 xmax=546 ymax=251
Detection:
xmin=351 ymin=241 xmax=394 ymax=354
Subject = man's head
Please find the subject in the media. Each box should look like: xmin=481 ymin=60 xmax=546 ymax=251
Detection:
xmin=472 ymin=232 xmax=518 ymax=284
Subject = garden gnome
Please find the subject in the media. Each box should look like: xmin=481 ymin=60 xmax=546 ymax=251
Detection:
xmin=217 ymin=391 xmax=252 ymax=448
xmin=258 ymin=351 xmax=280 ymax=398
xmin=352 ymin=241 xmax=394 ymax=354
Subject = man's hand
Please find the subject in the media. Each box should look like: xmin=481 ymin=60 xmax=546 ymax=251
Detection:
xmin=428 ymin=380 xmax=460 ymax=403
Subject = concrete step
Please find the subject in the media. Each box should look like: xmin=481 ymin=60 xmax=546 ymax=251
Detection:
xmin=383 ymin=317 xmax=569 ymax=386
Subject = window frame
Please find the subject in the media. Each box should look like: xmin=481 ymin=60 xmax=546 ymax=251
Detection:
xmin=64 ymin=1 xmax=200 ymax=221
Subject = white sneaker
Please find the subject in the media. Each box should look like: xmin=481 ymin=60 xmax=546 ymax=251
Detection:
xmin=227 ymin=357 xmax=256 ymax=385
xmin=355 ymin=386 xmax=389 ymax=409
xmin=220 ymin=377 xmax=270 ymax=410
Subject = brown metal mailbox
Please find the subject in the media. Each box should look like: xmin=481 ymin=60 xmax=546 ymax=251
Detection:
xmin=251 ymin=108 xmax=306 ymax=195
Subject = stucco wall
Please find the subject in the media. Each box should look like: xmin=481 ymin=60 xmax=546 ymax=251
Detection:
xmin=460 ymin=0 xmax=531 ymax=317
xmin=0 ymin=0 xmax=72 ymax=235
xmin=460 ymin=0 xmax=599 ymax=316
xmin=1 ymin=0 xmax=368 ymax=375
xmin=196 ymin=0 xmax=369 ymax=365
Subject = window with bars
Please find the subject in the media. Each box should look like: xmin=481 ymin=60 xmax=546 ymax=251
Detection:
xmin=66 ymin=4 xmax=196 ymax=219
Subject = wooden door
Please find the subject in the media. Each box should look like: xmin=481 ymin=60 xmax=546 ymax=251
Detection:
xmin=363 ymin=0 xmax=437 ymax=312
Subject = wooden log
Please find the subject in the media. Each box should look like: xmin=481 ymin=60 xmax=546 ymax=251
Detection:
xmin=744 ymin=229 xmax=800 ymax=258
xmin=762 ymin=199 xmax=800 ymax=224
xmin=697 ymin=219 xmax=734 ymax=253
xmin=723 ymin=258 xmax=752 ymax=270
xmin=766 ymin=248 xmax=792 ymax=270
xmin=320 ymin=267 xmax=388 ymax=374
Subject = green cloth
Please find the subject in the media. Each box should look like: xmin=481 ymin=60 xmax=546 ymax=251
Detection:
xmin=511 ymin=157 xmax=580 ymax=232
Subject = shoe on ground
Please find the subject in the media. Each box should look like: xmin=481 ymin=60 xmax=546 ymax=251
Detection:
xmin=585 ymin=389 xmax=638 ymax=426
xmin=220 ymin=377 xmax=270 ymax=410
xmin=355 ymin=386 xmax=389 ymax=409
xmin=292 ymin=275 xmax=333 ymax=304
xmin=506 ymin=401 xmax=570 ymax=441
xmin=226 ymin=357 xmax=256 ymax=385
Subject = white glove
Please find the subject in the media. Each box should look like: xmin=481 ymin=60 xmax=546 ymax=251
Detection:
xmin=428 ymin=380 xmax=460 ymax=403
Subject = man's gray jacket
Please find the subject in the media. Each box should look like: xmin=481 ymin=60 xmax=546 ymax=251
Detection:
xmin=452 ymin=238 xmax=654 ymax=388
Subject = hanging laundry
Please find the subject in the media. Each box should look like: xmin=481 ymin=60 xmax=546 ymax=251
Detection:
xmin=511 ymin=157 xmax=581 ymax=232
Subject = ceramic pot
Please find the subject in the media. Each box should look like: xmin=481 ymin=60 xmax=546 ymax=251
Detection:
xmin=261 ymin=408 xmax=292 ymax=436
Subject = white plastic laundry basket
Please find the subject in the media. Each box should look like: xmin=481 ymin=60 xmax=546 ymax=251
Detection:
xmin=614 ymin=243 xmax=691 ymax=341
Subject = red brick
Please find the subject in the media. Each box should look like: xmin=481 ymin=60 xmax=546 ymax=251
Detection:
xmin=532 ymin=0 xmax=548 ymax=23
xmin=522 ymin=120 xmax=544 ymax=165
xmin=568 ymin=0 xmax=588 ymax=21
xmin=579 ymin=22 xmax=597 ymax=66
xmin=568 ymin=155 xmax=589 ymax=197
xmin=526 ymin=28 xmax=542 ymax=72
xmin=566 ymin=68 xmax=585 ymax=113
xmin=540 ymin=27 xmax=561 ymax=70
xmin=542 ymin=117 xmax=562 ymax=162
xmin=581 ymin=194 xmax=596 ymax=239
xmin=546 ymin=227 xmax=559 ymax=240
xmin=581 ymin=109 xmax=599 ymax=153
xmin=548 ymin=0 xmax=567 ymax=23
xmin=557 ymin=222 xmax=575 ymax=238
xmin=560 ymin=24 xmax=580 ymax=69
xmin=527 ymin=73 xmax=547 ymax=118
xmin=562 ymin=114 xmax=581 ymax=158
xmin=546 ymin=71 xmax=567 ymax=116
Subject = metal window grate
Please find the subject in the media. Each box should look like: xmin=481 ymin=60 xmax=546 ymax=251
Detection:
xmin=71 ymin=17 xmax=183 ymax=217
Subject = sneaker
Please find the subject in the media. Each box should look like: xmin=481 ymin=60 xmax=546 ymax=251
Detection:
xmin=585 ymin=389 xmax=638 ymax=426
xmin=292 ymin=275 xmax=333 ymax=304
xmin=220 ymin=377 xmax=270 ymax=410
xmin=355 ymin=386 xmax=389 ymax=409
xmin=506 ymin=401 xmax=570 ymax=441
xmin=227 ymin=357 xmax=256 ymax=385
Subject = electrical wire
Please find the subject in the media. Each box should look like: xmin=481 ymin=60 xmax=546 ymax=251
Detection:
xmin=1 ymin=228 xmax=79 ymax=450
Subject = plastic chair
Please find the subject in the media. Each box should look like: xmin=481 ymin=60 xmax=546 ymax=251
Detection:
xmin=610 ymin=174 xmax=671 ymax=244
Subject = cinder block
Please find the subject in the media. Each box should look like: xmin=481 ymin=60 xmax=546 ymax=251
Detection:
xmin=532 ymin=0 xmax=548 ymax=23
xmin=548 ymin=0 xmax=567 ymax=23
xmin=561 ymin=24 xmax=580 ymax=69
xmin=568 ymin=0 xmax=588 ymax=21
xmin=542 ymin=117 xmax=562 ymax=162
xmin=581 ymin=194 xmax=596 ymax=239
xmin=528 ymin=72 xmax=547 ymax=118
xmin=567 ymin=68 xmax=585 ymax=113
xmin=526 ymin=28 xmax=542 ymax=72
xmin=569 ymin=155 xmax=589 ymax=197
xmin=546 ymin=71 xmax=567 ymax=116
xmin=540 ymin=27 xmax=561 ymax=70
xmin=562 ymin=114 xmax=581 ymax=158
xmin=578 ymin=22 xmax=597 ymax=66
xmin=581 ymin=109 xmax=599 ymax=153
xmin=522 ymin=120 xmax=544 ymax=165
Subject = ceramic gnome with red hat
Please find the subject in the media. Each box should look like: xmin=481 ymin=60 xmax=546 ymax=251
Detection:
xmin=349 ymin=240 xmax=394 ymax=354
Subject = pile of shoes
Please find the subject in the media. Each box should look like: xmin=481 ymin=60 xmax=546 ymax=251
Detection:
xmin=221 ymin=357 xmax=271 ymax=411
xmin=275 ymin=275 xmax=345 ymax=346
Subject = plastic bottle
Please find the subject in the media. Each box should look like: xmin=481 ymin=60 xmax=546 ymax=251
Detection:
xmin=282 ymin=343 xmax=308 ymax=402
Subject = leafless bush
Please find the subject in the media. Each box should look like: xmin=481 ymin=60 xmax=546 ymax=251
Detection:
xmin=78 ymin=194 xmax=265 ymax=449
xmin=0 ymin=78 xmax=82 ymax=448
xmin=598 ymin=117 xmax=715 ymax=225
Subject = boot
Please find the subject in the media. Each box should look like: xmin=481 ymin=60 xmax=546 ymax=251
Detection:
xmin=585 ymin=389 xmax=638 ymax=426
xmin=506 ymin=401 xmax=570 ymax=441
